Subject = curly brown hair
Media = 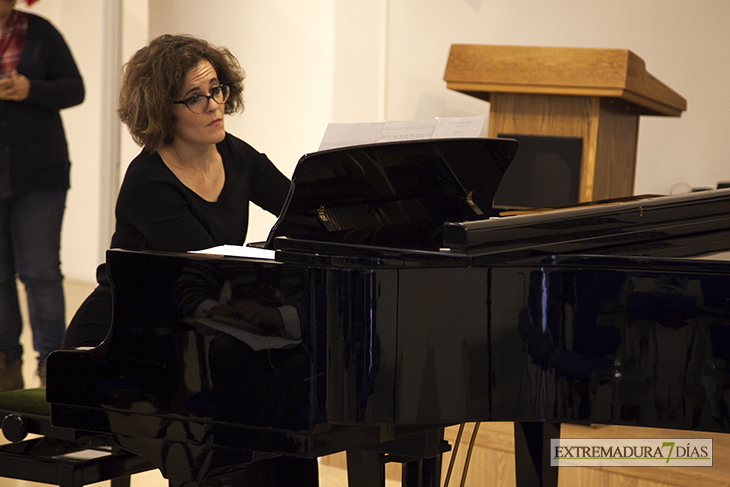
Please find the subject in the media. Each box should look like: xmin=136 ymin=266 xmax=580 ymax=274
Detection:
xmin=118 ymin=34 xmax=245 ymax=150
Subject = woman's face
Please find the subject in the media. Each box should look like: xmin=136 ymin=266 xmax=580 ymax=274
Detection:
xmin=170 ymin=59 xmax=226 ymax=147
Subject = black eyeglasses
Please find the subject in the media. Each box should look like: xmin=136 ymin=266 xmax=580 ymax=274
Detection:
xmin=172 ymin=84 xmax=230 ymax=114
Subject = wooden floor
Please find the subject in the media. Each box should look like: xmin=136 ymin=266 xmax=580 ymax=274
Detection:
xmin=0 ymin=463 xmax=359 ymax=487
xmin=0 ymin=464 xmax=358 ymax=487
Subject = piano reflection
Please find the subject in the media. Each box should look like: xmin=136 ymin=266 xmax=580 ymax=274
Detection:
xmin=46 ymin=138 xmax=730 ymax=487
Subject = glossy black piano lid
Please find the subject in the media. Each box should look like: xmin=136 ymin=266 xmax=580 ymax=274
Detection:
xmin=443 ymin=188 xmax=730 ymax=261
xmin=265 ymin=138 xmax=519 ymax=251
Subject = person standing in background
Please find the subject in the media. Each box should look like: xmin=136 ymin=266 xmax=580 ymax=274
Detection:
xmin=0 ymin=0 xmax=84 ymax=391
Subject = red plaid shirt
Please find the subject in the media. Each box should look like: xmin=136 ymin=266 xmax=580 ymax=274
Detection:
xmin=0 ymin=10 xmax=27 ymax=77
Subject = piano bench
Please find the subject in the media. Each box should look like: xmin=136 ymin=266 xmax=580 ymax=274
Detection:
xmin=0 ymin=387 xmax=156 ymax=487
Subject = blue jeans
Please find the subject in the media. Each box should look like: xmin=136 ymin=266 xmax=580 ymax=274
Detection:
xmin=0 ymin=189 xmax=67 ymax=366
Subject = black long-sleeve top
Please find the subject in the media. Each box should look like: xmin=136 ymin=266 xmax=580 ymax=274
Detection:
xmin=63 ymin=133 xmax=291 ymax=348
xmin=0 ymin=12 xmax=85 ymax=196
xmin=111 ymin=133 xmax=291 ymax=253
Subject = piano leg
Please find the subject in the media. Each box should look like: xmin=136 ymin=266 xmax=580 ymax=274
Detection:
xmin=514 ymin=422 xmax=560 ymax=487
xmin=401 ymin=456 xmax=441 ymax=487
xmin=346 ymin=449 xmax=386 ymax=487
xmin=346 ymin=428 xmax=447 ymax=487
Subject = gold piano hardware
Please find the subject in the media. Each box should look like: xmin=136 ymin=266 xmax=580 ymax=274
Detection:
xmin=317 ymin=205 xmax=336 ymax=232
xmin=317 ymin=205 xmax=329 ymax=222
xmin=466 ymin=191 xmax=484 ymax=215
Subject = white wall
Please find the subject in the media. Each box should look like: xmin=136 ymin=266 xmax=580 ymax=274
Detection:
xmin=382 ymin=0 xmax=730 ymax=196
xmin=21 ymin=0 xmax=730 ymax=285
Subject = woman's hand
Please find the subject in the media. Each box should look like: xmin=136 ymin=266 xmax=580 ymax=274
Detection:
xmin=0 ymin=71 xmax=30 ymax=101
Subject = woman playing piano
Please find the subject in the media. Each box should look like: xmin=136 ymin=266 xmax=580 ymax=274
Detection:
xmin=63 ymin=34 xmax=318 ymax=487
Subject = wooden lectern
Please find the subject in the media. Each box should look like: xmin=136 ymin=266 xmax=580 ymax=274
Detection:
xmin=443 ymin=45 xmax=687 ymax=203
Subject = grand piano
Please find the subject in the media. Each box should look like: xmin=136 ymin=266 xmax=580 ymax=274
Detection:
xmin=46 ymin=137 xmax=730 ymax=486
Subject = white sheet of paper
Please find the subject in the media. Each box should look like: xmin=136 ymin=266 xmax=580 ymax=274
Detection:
xmin=377 ymin=119 xmax=438 ymax=143
xmin=433 ymin=115 xmax=487 ymax=138
xmin=318 ymin=115 xmax=486 ymax=151
xmin=189 ymin=244 xmax=275 ymax=260
xmin=318 ymin=122 xmax=386 ymax=151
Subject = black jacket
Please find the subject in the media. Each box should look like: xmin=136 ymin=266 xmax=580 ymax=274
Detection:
xmin=0 ymin=12 xmax=85 ymax=196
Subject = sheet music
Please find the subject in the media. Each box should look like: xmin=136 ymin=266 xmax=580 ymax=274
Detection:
xmin=318 ymin=115 xmax=486 ymax=151
xmin=318 ymin=122 xmax=386 ymax=151
xmin=189 ymin=244 xmax=275 ymax=260
xmin=378 ymin=119 xmax=438 ymax=143
xmin=433 ymin=115 xmax=487 ymax=138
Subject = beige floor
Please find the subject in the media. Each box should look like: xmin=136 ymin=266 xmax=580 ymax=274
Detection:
xmin=3 ymin=279 xmax=376 ymax=487
xmin=0 ymin=464 xmax=353 ymax=487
